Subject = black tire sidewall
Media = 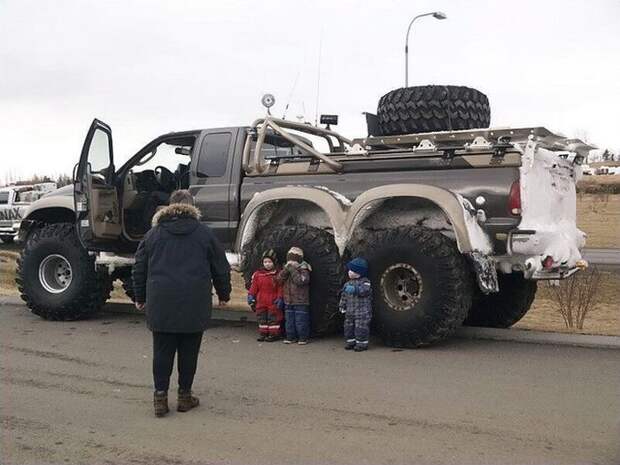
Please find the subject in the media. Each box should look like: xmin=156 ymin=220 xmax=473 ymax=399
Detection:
xmin=464 ymin=273 xmax=537 ymax=328
xmin=368 ymin=243 xmax=449 ymax=333
xmin=17 ymin=223 xmax=107 ymax=319
xmin=242 ymin=225 xmax=344 ymax=335
xmin=353 ymin=226 xmax=472 ymax=347
xmin=21 ymin=230 xmax=90 ymax=308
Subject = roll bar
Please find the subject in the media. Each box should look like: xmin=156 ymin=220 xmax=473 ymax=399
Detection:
xmin=242 ymin=116 xmax=350 ymax=174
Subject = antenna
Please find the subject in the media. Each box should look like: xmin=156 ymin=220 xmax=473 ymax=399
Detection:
xmin=314 ymin=29 xmax=323 ymax=126
xmin=282 ymin=72 xmax=300 ymax=120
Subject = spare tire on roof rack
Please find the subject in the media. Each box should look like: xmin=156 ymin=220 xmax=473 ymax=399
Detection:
xmin=376 ymin=85 xmax=491 ymax=136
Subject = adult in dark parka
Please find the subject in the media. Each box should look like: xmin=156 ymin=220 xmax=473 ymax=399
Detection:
xmin=133 ymin=190 xmax=231 ymax=417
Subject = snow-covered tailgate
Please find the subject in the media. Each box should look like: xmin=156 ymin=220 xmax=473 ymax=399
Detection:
xmin=507 ymin=137 xmax=587 ymax=279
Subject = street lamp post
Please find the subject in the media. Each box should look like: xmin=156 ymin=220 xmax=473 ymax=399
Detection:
xmin=405 ymin=11 xmax=447 ymax=87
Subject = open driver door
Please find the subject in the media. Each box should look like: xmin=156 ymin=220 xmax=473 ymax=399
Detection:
xmin=74 ymin=119 xmax=122 ymax=250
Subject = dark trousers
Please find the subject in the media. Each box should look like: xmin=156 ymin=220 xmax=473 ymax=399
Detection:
xmin=285 ymin=304 xmax=310 ymax=341
xmin=152 ymin=331 xmax=203 ymax=392
xmin=344 ymin=315 xmax=371 ymax=347
xmin=257 ymin=310 xmax=283 ymax=336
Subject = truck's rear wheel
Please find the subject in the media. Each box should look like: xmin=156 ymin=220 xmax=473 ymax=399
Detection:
xmin=376 ymin=85 xmax=491 ymax=136
xmin=241 ymin=225 xmax=344 ymax=335
xmin=15 ymin=223 xmax=112 ymax=320
xmin=350 ymin=226 xmax=473 ymax=347
xmin=463 ymin=273 xmax=537 ymax=328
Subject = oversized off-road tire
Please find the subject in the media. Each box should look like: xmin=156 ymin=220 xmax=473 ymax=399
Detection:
xmin=0 ymin=235 xmax=15 ymax=243
xmin=463 ymin=273 xmax=537 ymax=328
xmin=241 ymin=225 xmax=344 ymax=335
xmin=349 ymin=226 xmax=473 ymax=347
xmin=15 ymin=223 xmax=112 ymax=320
xmin=376 ymin=85 xmax=491 ymax=136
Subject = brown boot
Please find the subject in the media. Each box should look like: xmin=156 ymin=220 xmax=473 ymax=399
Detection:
xmin=154 ymin=391 xmax=169 ymax=417
xmin=177 ymin=389 xmax=200 ymax=412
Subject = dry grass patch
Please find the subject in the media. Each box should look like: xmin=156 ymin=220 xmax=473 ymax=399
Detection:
xmin=516 ymin=270 xmax=620 ymax=336
xmin=576 ymin=193 xmax=620 ymax=248
xmin=0 ymin=250 xmax=19 ymax=296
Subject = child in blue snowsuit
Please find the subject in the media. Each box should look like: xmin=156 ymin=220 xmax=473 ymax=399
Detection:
xmin=339 ymin=258 xmax=372 ymax=351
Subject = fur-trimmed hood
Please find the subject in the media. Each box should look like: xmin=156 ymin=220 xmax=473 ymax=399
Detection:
xmin=152 ymin=203 xmax=201 ymax=227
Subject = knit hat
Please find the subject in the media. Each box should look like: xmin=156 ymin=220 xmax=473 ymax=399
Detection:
xmin=261 ymin=249 xmax=278 ymax=264
xmin=286 ymin=246 xmax=304 ymax=263
xmin=347 ymin=257 xmax=369 ymax=278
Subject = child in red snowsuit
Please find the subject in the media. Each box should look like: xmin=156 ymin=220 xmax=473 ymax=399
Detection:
xmin=248 ymin=249 xmax=285 ymax=342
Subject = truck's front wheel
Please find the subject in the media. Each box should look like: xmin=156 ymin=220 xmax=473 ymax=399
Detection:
xmin=241 ymin=225 xmax=344 ymax=335
xmin=351 ymin=226 xmax=473 ymax=347
xmin=463 ymin=273 xmax=537 ymax=328
xmin=15 ymin=223 xmax=112 ymax=320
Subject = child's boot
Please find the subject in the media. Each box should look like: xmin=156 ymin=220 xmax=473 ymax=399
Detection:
xmin=354 ymin=342 xmax=368 ymax=352
xmin=345 ymin=340 xmax=356 ymax=350
xmin=177 ymin=389 xmax=200 ymax=412
xmin=153 ymin=390 xmax=169 ymax=417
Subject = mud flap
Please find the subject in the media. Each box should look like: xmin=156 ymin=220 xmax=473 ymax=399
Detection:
xmin=468 ymin=252 xmax=499 ymax=294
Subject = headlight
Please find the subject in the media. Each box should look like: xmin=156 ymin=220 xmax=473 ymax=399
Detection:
xmin=13 ymin=222 xmax=21 ymax=229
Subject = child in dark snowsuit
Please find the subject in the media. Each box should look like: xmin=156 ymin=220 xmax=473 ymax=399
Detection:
xmin=248 ymin=249 xmax=284 ymax=342
xmin=277 ymin=246 xmax=312 ymax=345
xmin=340 ymin=258 xmax=372 ymax=351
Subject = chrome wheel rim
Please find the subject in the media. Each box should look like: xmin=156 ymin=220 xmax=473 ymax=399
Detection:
xmin=39 ymin=254 xmax=72 ymax=294
xmin=380 ymin=263 xmax=423 ymax=311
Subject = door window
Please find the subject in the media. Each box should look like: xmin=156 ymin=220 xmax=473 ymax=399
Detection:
xmin=197 ymin=133 xmax=231 ymax=178
xmin=89 ymin=128 xmax=112 ymax=174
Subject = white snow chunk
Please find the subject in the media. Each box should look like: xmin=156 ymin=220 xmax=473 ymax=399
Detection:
xmin=313 ymin=186 xmax=352 ymax=207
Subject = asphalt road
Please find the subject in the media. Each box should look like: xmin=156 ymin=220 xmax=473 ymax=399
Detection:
xmin=1 ymin=298 xmax=619 ymax=465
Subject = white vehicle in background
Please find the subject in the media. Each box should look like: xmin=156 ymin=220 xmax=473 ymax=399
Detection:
xmin=0 ymin=183 xmax=57 ymax=243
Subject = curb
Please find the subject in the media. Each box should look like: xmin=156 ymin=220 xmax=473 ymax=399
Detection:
xmin=106 ymin=302 xmax=620 ymax=350
xmin=455 ymin=326 xmax=620 ymax=350
xmin=104 ymin=302 xmax=257 ymax=322
xmin=3 ymin=297 xmax=619 ymax=350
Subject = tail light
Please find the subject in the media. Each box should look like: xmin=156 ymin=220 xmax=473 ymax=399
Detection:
xmin=508 ymin=180 xmax=521 ymax=215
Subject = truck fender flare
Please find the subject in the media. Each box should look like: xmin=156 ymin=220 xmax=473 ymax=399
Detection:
xmin=23 ymin=195 xmax=75 ymax=220
xmin=344 ymin=184 xmax=492 ymax=254
xmin=235 ymin=187 xmax=347 ymax=252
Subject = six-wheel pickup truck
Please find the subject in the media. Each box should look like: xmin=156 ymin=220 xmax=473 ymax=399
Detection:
xmin=15 ymin=85 xmax=592 ymax=347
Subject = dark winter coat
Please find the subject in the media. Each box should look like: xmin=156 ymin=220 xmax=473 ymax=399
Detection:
xmin=248 ymin=268 xmax=283 ymax=314
xmin=132 ymin=203 xmax=231 ymax=333
xmin=339 ymin=277 xmax=372 ymax=319
xmin=276 ymin=261 xmax=311 ymax=305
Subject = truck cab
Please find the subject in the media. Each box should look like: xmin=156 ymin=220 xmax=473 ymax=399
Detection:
xmin=74 ymin=120 xmax=249 ymax=250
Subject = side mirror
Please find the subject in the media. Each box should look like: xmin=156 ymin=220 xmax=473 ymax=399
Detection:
xmin=175 ymin=147 xmax=191 ymax=155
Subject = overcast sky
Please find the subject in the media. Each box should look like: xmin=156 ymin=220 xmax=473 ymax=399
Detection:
xmin=1 ymin=0 xmax=619 ymax=182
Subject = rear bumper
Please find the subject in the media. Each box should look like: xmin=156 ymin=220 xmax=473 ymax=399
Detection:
xmin=530 ymin=266 xmax=582 ymax=280
xmin=503 ymin=228 xmax=586 ymax=279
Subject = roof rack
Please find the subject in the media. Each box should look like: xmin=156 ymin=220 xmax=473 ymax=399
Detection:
xmin=353 ymin=127 xmax=595 ymax=157
xmin=243 ymin=117 xmax=595 ymax=174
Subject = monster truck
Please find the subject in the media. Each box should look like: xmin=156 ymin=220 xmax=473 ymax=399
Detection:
xmin=15 ymin=85 xmax=591 ymax=347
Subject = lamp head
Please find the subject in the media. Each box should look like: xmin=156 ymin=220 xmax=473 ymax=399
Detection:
xmin=433 ymin=11 xmax=447 ymax=20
